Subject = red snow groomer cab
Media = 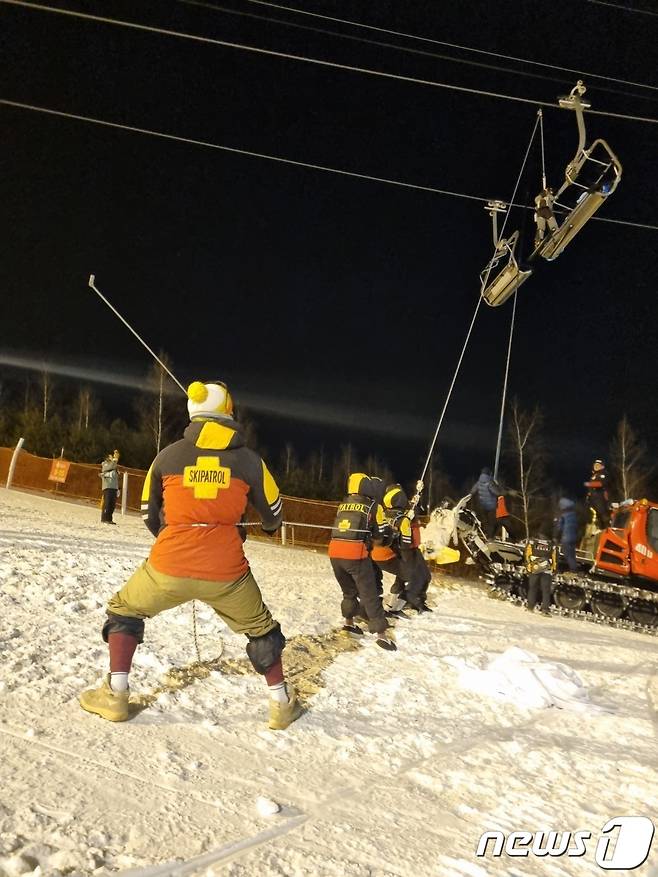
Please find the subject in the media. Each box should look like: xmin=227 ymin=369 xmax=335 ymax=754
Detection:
xmin=594 ymin=499 xmax=658 ymax=583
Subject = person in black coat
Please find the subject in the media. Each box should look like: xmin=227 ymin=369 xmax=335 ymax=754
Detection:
xmin=554 ymin=498 xmax=579 ymax=572
xmin=584 ymin=460 xmax=610 ymax=528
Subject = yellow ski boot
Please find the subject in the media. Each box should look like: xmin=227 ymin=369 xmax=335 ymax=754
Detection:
xmin=79 ymin=675 xmax=129 ymax=722
xmin=268 ymin=685 xmax=302 ymax=731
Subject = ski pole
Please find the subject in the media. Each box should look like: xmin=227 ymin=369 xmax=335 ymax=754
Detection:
xmin=88 ymin=274 xmax=186 ymax=394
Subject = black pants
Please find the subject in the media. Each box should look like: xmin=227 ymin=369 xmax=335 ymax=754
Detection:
xmin=330 ymin=557 xmax=387 ymax=634
xmin=373 ymin=557 xmax=404 ymax=599
xmin=400 ymin=550 xmax=431 ymax=608
xmin=527 ymin=572 xmax=552 ymax=611
xmin=494 ymin=515 xmax=517 ymax=541
xmin=101 ymin=488 xmax=118 ymax=523
xmin=562 ymin=541 xmax=578 ymax=572
xmin=589 ymin=495 xmax=610 ymax=529
xmin=481 ymin=508 xmax=496 ymax=538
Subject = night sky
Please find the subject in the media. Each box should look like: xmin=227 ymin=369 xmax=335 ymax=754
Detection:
xmin=2 ymin=0 xmax=657 ymax=492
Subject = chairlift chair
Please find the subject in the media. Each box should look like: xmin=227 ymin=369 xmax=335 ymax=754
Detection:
xmin=536 ymin=81 xmax=622 ymax=261
xmin=481 ymin=231 xmax=532 ymax=308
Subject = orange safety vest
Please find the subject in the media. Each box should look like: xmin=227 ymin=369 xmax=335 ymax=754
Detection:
xmin=496 ymin=495 xmax=509 ymax=519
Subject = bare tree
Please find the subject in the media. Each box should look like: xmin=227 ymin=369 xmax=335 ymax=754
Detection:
xmin=140 ymin=354 xmax=177 ymax=455
xmin=610 ymin=416 xmax=653 ymax=501
xmin=40 ymin=369 xmax=51 ymax=423
xmin=76 ymin=387 xmax=93 ymax=431
xmin=509 ymin=401 xmax=544 ymax=540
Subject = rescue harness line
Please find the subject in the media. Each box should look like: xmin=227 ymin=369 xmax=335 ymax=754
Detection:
xmin=493 ymin=289 xmax=518 ymax=482
xmin=412 ymin=113 xmax=541 ymax=510
xmin=539 ymin=109 xmax=547 ymax=190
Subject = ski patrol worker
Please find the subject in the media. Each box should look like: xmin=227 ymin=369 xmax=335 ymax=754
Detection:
xmin=524 ymin=539 xmax=556 ymax=615
xmin=329 ymin=473 xmax=396 ymax=650
xmin=584 ymin=459 xmax=610 ymax=528
xmin=80 ymin=380 xmax=302 ymax=730
xmin=374 ymin=484 xmax=432 ymax=613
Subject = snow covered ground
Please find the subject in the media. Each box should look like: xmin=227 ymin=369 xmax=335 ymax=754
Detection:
xmin=1 ymin=488 xmax=658 ymax=877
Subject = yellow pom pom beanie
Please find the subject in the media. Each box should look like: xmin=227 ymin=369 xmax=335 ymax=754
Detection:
xmin=187 ymin=380 xmax=234 ymax=420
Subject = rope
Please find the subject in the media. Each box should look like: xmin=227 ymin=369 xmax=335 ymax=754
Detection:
xmin=539 ymin=109 xmax=547 ymax=190
xmin=493 ymin=289 xmax=518 ymax=481
xmin=244 ymin=0 xmax=658 ymax=95
xmin=191 ymin=600 xmax=202 ymax=662
xmin=415 ymin=112 xmax=541 ymax=498
xmin=2 ymin=1 xmax=658 ymax=125
xmin=2 ymin=98 xmax=657 ymax=233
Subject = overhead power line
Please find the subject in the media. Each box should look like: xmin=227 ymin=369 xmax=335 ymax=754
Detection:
xmin=587 ymin=0 xmax=658 ymax=16
xmin=245 ymin=0 xmax=658 ymax=94
xmin=2 ymin=0 xmax=658 ymax=125
xmin=2 ymin=97 xmax=658 ymax=232
xmin=174 ymin=0 xmax=656 ymax=104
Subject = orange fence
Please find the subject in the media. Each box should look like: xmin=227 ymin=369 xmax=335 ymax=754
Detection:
xmin=0 ymin=445 xmax=338 ymax=548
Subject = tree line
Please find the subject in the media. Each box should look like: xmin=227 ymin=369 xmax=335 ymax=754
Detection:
xmin=0 ymin=369 xmax=654 ymax=525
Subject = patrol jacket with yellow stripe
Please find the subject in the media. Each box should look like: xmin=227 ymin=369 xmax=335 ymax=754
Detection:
xmin=328 ymin=492 xmax=386 ymax=560
xmin=141 ymin=418 xmax=282 ymax=581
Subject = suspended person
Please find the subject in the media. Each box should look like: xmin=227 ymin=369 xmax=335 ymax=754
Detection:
xmin=469 ymin=467 xmax=500 ymax=537
xmin=380 ymin=483 xmax=433 ymax=613
xmin=554 ymin=497 xmax=579 ymax=572
xmin=533 ymin=187 xmax=559 ymax=249
xmin=99 ymin=449 xmax=120 ymax=525
xmin=80 ymin=380 xmax=302 ymax=731
xmin=329 ymin=473 xmax=396 ymax=650
xmin=584 ymin=459 xmax=610 ymax=529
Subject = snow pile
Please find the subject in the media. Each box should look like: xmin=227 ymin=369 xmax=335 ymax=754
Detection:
xmin=1 ymin=490 xmax=658 ymax=876
xmin=446 ymin=646 xmax=603 ymax=712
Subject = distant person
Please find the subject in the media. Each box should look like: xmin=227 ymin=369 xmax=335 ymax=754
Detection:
xmin=524 ymin=539 xmax=556 ymax=616
xmin=493 ymin=492 xmax=518 ymax=541
xmin=328 ymin=473 xmax=396 ymax=650
xmin=554 ymin=498 xmax=579 ymax=572
xmin=470 ymin=467 xmax=500 ymax=537
xmin=99 ymin=450 xmax=120 ymax=524
xmin=584 ymin=459 xmax=610 ymax=528
xmin=80 ymin=380 xmax=301 ymax=731
xmin=534 ymin=187 xmax=559 ymax=248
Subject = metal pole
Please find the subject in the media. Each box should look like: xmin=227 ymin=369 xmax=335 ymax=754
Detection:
xmin=88 ymin=275 xmax=186 ymax=394
xmin=121 ymin=471 xmax=129 ymax=516
xmin=6 ymin=437 xmax=25 ymax=489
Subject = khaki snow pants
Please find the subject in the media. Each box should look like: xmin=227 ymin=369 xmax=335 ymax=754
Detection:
xmin=107 ymin=560 xmax=275 ymax=638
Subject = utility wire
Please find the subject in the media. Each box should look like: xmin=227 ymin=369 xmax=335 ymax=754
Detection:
xmin=245 ymin=0 xmax=658 ymax=94
xmin=173 ymin=0 xmax=657 ymax=104
xmin=2 ymin=97 xmax=658 ymax=232
xmin=2 ymin=0 xmax=658 ymax=125
xmin=587 ymin=0 xmax=658 ymax=15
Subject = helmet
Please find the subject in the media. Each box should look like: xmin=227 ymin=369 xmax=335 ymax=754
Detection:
xmin=187 ymin=380 xmax=234 ymax=420
xmin=346 ymin=473 xmax=383 ymax=500
xmin=383 ymin=483 xmax=409 ymax=510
